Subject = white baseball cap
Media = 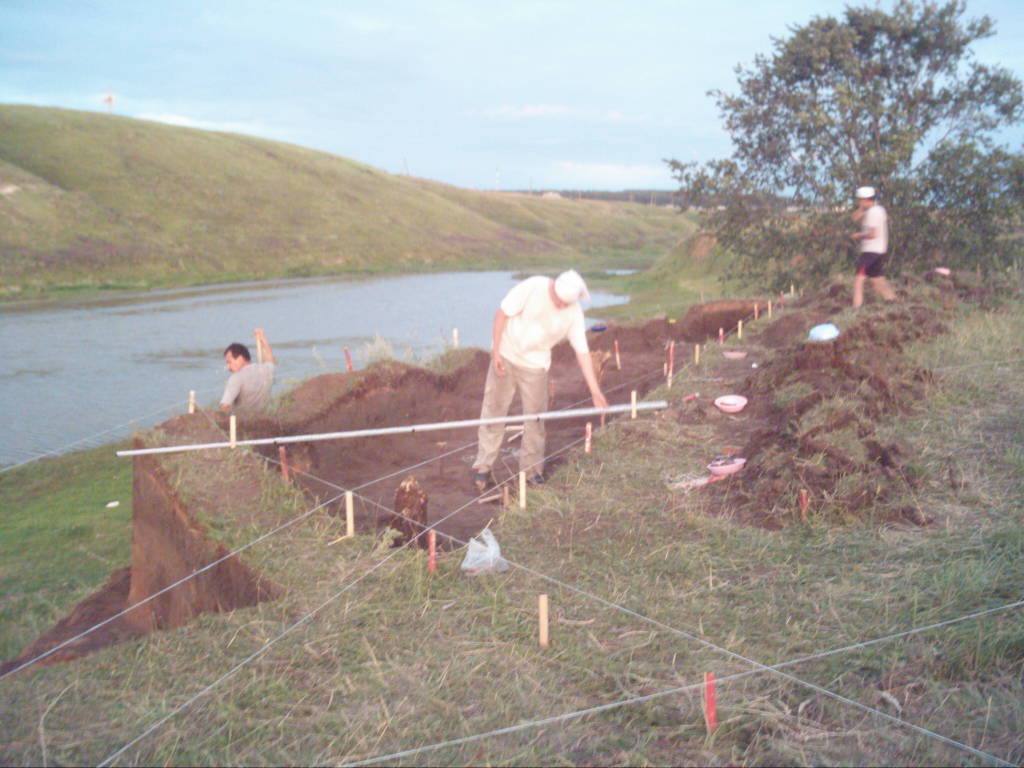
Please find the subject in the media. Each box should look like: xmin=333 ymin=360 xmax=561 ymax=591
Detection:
xmin=855 ymin=186 xmax=876 ymax=199
xmin=554 ymin=269 xmax=590 ymax=303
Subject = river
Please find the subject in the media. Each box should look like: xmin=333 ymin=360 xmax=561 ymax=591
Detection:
xmin=0 ymin=271 xmax=626 ymax=469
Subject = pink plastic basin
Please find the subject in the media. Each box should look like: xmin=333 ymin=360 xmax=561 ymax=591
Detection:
xmin=723 ymin=350 xmax=748 ymax=359
xmin=708 ymin=457 xmax=747 ymax=476
xmin=714 ymin=395 xmax=748 ymax=413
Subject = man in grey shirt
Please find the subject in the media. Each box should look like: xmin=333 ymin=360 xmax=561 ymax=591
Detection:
xmin=220 ymin=328 xmax=276 ymax=410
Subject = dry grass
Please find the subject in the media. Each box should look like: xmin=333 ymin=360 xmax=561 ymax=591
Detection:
xmin=1 ymin=297 xmax=1023 ymax=766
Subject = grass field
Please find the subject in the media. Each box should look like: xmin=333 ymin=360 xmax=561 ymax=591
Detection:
xmin=1 ymin=282 xmax=1021 ymax=765
xmin=0 ymin=105 xmax=695 ymax=299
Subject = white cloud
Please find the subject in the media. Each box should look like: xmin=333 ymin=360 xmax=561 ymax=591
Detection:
xmin=556 ymin=161 xmax=673 ymax=188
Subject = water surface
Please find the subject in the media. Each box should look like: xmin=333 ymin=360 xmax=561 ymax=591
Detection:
xmin=0 ymin=272 xmax=624 ymax=468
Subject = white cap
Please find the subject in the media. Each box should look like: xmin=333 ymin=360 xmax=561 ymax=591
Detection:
xmin=554 ymin=269 xmax=590 ymax=303
xmin=855 ymin=186 xmax=876 ymax=199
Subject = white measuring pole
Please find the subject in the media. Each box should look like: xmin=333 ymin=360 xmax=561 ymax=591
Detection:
xmin=116 ymin=401 xmax=669 ymax=458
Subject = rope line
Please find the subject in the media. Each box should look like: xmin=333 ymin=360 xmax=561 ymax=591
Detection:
xmin=0 ymin=386 xmax=222 ymax=473
xmin=345 ymin=600 xmax=1023 ymax=767
xmin=21 ymin=331 xmax=1022 ymax=764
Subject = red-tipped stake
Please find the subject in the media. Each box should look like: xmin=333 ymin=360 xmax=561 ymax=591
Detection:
xmin=427 ymin=530 xmax=437 ymax=573
xmin=718 ymin=327 xmax=724 ymax=345
xmin=800 ymin=488 xmax=809 ymax=521
xmin=344 ymin=346 xmax=353 ymax=372
xmin=779 ymin=291 xmax=786 ymax=307
xmin=278 ymin=445 xmax=290 ymax=481
xmin=584 ymin=422 xmax=592 ymax=454
xmin=614 ymin=339 xmax=621 ymax=370
xmin=683 ymin=392 xmax=699 ymax=403
xmin=667 ymin=341 xmax=675 ymax=387
xmin=704 ymin=672 xmax=718 ymax=734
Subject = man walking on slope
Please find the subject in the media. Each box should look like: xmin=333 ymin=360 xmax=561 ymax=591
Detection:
xmin=850 ymin=186 xmax=897 ymax=308
xmin=472 ymin=270 xmax=609 ymax=490
xmin=220 ymin=328 xmax=276 ymax=410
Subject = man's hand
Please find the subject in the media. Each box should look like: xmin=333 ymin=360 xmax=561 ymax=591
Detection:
xmin=492 ymin=351 xmax=506 ymax=376
xmin=592 ymin=391 xmax=609 ymax=410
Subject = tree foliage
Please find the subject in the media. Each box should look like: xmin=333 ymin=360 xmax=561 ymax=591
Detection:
xmin=668 ymin=0 xmax=1024 ymax=288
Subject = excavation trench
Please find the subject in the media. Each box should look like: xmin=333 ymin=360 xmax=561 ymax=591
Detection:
xmin=2 ymin=303 xmax=759 ymax=671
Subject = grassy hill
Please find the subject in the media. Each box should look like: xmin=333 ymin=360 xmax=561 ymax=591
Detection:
xmin=0 ymin=105 xmax=696 ymax=298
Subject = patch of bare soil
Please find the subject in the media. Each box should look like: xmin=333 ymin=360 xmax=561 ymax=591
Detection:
xmin=677 ymin=286 xmax=950 ymax=529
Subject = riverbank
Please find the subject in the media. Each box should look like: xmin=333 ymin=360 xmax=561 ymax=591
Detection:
xmin=2 ymin=274 xmax=1022 ymax=764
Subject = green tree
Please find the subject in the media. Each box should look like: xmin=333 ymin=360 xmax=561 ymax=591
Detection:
xmin=668 ymin=0 xmax=1024 ymax=288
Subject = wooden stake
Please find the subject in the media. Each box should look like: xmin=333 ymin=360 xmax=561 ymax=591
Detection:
xmin=344 ymin=346 xmax=353 ymax=372
xmin=800 ymin=488 xmax=809 ymax=521
xmin=538 ymin=594 xmax=550 ymax=647
xmin=427 ymin=530 xmax=436 ymax=573
xmin=436 ymin=441 xmax=447 ymax=477
xmin=345 ymin=491 xmax=354 ymax=537
xmin=768 ymin=300 xmax=773 ymax=319
xmin=790 ymin=283 xmax=795 ymax=296
xmin=718 ymin=327 xmax=724 ymax=345
xmin=519 ymin=471 xmax=527 ymax=509
xmin=779 ymin=291 xmax=786 ymax=307
xmin=229 ymin=415 xmax=237 ymax=448
xmin=502 ymin=484 xmax=511 ymax=507
xmin=667 ymin=341 xmax=675 ymax=388
xmin=614 ymin=339 xmax=621 ymax=370
xmin=452 ymin=328 xmax=459 ymax=348
xmin=754 ymin=303 xmax=760 ymax=320
xmin=704 ymin=672 xmax=718 ymax=734
xmin=278 ymin=445 xmax=290 ymax=481
xmin=188 ymin=390 xmax=196 ymax=414
xmin=737 ymin=319 xmax=743 ymax=340
xmin=630 ymin=390 xmax=637 ymax=419
xmin=584 ymin=422 xmax=592 ymax=454
xmin=694 ymin=344 xmax=701 ymax=365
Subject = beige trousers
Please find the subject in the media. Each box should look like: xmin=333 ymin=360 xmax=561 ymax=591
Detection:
xmin=473 ymin=357 xmax=549 ymax=476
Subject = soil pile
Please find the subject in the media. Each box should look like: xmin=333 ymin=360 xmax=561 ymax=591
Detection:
xmin=689 ymin=286 xmax=950 ymax=528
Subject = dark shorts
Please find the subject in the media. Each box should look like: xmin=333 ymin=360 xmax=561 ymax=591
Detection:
xmin=855 ymin=252 xmax=887 ymax=278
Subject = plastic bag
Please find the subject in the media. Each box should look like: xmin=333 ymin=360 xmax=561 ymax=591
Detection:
xmin=460 ymin=527 xmax=509 ymax=576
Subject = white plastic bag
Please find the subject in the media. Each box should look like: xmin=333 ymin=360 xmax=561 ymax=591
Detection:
xmin=460 ymin=527 xmax=509 ymax=576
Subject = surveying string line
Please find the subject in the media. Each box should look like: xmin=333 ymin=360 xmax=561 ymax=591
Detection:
xmin=0 ymin=388 xmax=221 ymax=474
xmin=343 ymin=599 xmax=1023 ymax=767
xmin=104 ymin=427 xmax=1014 ymax=767
xmin=257 ymin=436 xmax=1021 ymax=768
xmin=0 ymin=487 xmax=347 ymax=683
xmin=100 ymin=436 xmax=596 ymax=763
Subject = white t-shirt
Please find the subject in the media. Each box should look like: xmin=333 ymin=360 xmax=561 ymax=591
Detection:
xmin=860 ymin=203 xmax=888 ymax=254
xmin=220 ymin=362 xmax=276 ymax=409
xmin=497 ymin=276 xmax=589 ymax=370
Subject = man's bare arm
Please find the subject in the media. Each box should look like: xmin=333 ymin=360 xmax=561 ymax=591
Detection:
xmin=575 ymin=351 xmax=609 ymax=409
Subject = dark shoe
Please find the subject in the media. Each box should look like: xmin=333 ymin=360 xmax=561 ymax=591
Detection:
xmin=473 ymin=471 xmax=494 ymax=492
xmin=527 ymin=474 xmax=545 ymax=486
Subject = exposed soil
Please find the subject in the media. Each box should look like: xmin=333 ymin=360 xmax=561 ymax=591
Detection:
xmin=3 ymin=277 xmax=965 ymax=669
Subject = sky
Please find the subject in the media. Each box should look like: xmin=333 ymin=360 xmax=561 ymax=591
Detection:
xmin=2 ymin=0 xmax=1023 ymax=191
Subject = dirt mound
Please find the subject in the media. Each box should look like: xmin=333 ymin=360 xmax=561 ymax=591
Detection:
xmin=699 ymin=298 xmax=948 ymax=528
